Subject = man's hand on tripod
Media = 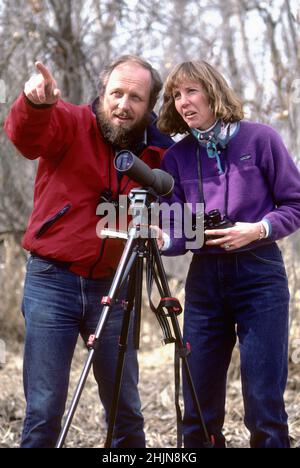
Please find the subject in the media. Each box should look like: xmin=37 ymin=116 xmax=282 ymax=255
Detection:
xmin=24 ymin=61 xmax=61 ymax=105
xmin=149 ymin=225 xmax=165 ymax=250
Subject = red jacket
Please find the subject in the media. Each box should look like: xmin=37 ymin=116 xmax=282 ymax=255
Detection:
xmin=4 ymin=93 xmax=173 ymax=278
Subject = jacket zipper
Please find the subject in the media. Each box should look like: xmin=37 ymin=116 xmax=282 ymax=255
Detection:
xmin=89 ymin=147 xmax=143 ymax=279
xmin=35 ymin=204 xmax=72 ymax=239
xmin=88 ymin=151 xmax=123 ymax=278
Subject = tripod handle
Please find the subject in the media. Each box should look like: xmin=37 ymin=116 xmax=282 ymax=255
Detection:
xmin=159 ymin=297 xmax=182 ymax=316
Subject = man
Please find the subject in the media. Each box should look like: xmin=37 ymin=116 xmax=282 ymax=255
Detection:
xmin=4 ymin=55 xmax=173 ymax=448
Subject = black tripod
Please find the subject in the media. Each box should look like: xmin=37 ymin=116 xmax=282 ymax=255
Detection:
xmin=56 ymin=188 xmax=212 ymax=448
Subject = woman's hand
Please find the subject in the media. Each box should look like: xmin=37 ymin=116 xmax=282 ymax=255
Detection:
xmin=205 ymin=222 xmax=265 ymax=251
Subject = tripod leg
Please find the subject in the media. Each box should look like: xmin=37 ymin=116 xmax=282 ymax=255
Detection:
xmin=149 ymin=238 xmax=213 ymax=448
xmin=133 ymin=254 xmax=144 ymax=349
xmin=56 ymin=232 xmax=138 ymax=448
xmin=104 ymin=257 xmax=138 ymax=448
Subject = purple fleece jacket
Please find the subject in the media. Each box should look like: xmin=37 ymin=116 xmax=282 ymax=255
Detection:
xmin=160 ymin=120 xmax=300 ymax=256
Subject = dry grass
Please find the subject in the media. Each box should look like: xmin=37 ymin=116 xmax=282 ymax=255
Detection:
xmin=0 ymin=238 xmax=300 ymax=448
xmin=1 ymin=312 xmax=300 ymax=449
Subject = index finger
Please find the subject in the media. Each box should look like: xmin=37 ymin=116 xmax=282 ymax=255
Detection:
xmin=35 ymin=61 xmax=54 ymax=83
xmin=204 ymin=229 xmax=229 ymax=236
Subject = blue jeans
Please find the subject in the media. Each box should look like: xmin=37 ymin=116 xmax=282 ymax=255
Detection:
xmin=183 ymin=243 xmax=290 ymax=448
xmin=21 ymin=255 xmax=145 ymax=448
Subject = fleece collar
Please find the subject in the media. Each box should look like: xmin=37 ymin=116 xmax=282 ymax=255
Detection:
xmin=191 ymin=120 xmax=240 ymax=174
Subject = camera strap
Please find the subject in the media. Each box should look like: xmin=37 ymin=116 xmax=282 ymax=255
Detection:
xmin=193 ymin=121 xmax=242 ymax=220
xmin=196 ymin=146 xmax=205 ymax=207
xmin=196 ymin=143 xmax=230 ymax=219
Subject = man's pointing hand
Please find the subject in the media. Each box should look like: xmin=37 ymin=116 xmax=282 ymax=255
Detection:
xmin=24 ymin=61 xmax=61 ymax=105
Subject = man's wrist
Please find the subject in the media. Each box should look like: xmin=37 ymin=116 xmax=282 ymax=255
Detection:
xmin=23 ymin=92 xmax=54 ymax=109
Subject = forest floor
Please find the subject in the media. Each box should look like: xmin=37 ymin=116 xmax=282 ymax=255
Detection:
xmin=1 ymin=333 xmax=300 ymax=449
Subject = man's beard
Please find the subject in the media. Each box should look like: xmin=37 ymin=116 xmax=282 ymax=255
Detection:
xmin=96 ymin=100 xmax=151 ymax=149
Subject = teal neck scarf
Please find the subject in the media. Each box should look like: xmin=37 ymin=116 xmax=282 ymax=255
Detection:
xmin=191 ymin=120 xmax=237 ymax=174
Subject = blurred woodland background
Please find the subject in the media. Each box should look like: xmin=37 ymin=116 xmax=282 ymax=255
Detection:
xmin=0 ymin=0 xmax=300 ymax=448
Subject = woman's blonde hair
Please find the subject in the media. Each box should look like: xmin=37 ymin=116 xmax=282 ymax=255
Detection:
xmin=158 ymin=61 xmax=244 ymax=135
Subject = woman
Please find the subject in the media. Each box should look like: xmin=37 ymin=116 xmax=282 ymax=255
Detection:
xmin=157 ymin=61 xmax=300 ymax=448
